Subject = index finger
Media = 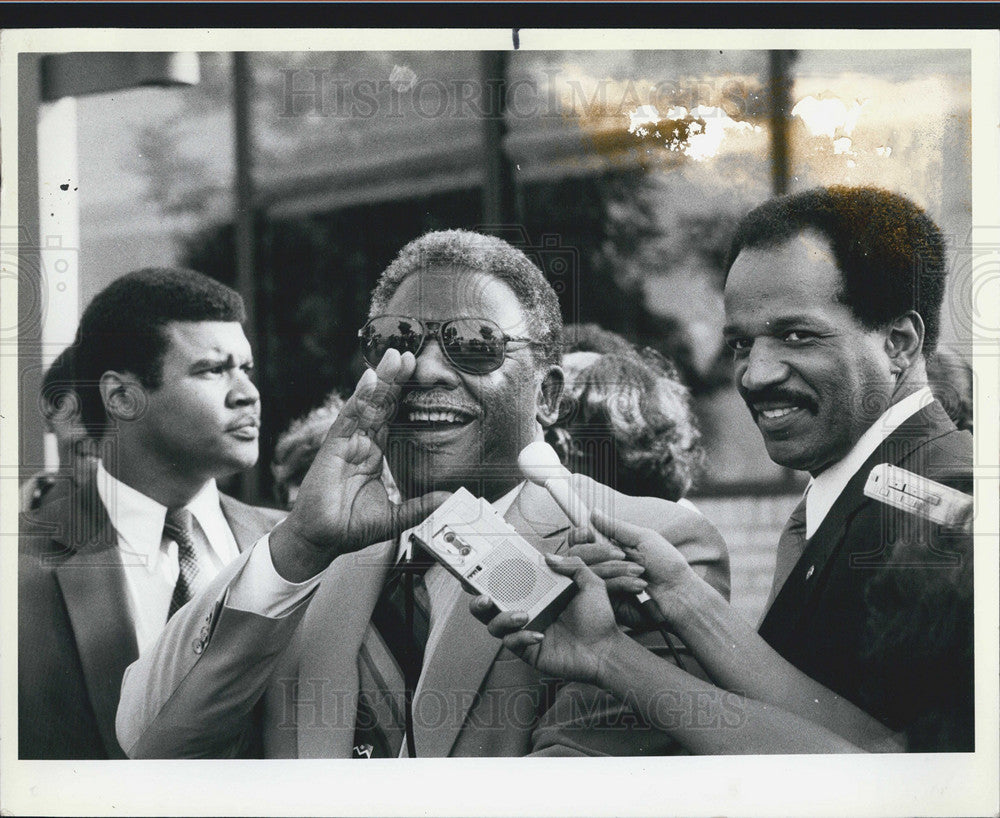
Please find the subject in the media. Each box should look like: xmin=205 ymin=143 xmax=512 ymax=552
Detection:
xmin=334 ymin=349 xmax=415 ymax=435
xmin=590 ymin=508 xmax=663 ymax=550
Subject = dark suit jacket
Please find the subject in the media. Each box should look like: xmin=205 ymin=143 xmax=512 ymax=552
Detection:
xmin=758 ymin=400 xmax=973 ymax=750
xmin=18 ymin=481 xmax=284 ymax=759
xmin=117 ymin=476 xmax=730 ymax=758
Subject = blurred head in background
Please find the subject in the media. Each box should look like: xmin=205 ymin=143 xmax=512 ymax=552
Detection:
xmin=926 ymin=345 xmax=973 ymax=434
xmin=272 ymin=392 xmax=400 ymax=509
xmin=39 ymin=345 xmax=97 ymax=472
xmin=551 ymin=323 xmax=703 ymax=501
xmin=22 ymin=346 xmax=100 ymax=512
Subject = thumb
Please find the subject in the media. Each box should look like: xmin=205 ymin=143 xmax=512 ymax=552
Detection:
xmin=590 ymin=508 xmax=649 ymax=549
xmin=544 ymin=553 xmax=602 ymax=590
xmin=389 ymin=491 xmax=452 ymax=536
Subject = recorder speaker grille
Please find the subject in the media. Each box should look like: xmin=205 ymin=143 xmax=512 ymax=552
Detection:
xmin=486 ymin=557 xmax=537 ymax=604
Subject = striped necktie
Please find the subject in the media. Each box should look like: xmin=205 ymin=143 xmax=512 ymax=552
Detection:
xmin=164 ymin=507 xmax=201 ymax=620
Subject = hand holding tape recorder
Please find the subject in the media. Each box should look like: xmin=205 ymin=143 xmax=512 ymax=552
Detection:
xmin=409 ymin=488 xmax=578 ymax=631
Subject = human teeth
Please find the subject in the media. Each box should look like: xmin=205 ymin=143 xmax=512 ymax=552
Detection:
xmin=409 ymin=409 xmax=466 ymax=424
xmin=760 ymin=407 xmax=797 ymax=419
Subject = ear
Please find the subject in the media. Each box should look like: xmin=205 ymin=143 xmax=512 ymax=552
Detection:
xmin=885 ymin=311 xmax=925 ymax=376
xmin=535 ymin=365 xmax=564 ymax=427
xmin=99 ymin=371 xmax=148 ymax=422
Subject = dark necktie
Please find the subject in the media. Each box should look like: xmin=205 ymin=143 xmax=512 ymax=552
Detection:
xmin=766 ymin=492 xmax=809 ymax=609
xmin=372 ymin=556 xmax=432 ymax=675
xmin=353 ymin=552 xmax=433 ymax=758
xmin=164 ymin=507 xmax=201 ymax=620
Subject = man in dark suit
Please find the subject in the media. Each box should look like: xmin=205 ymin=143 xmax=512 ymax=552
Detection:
xmin=722 ymin=186 xmax=974 ymax=750
xmin=19 ymin=268 xmax=283 ymax=759
xmin=117 ymin=230 xmax=730 ymax=758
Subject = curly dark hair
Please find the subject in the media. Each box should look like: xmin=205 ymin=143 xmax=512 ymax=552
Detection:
xmin=926 ymin=345 xmax=973 ymax=434
xmin=550 ymin=324 xmax=704 ymax=501
xmin=271 ymin=393 xmax=346 ymax=507
xmin=369 ymin=230 xmax=563 ymax=368
xmin=39 ymin=345 xmax=81 ymax=422
xmin=725 ymin=186 xmax=948 ymax=354
xmin=74 ymin=267 xmax=245 ymax=429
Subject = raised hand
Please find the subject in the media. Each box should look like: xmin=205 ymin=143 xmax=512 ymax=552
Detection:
xmin=469 ymin=554 xmax=626 ymax=688
xmin=271 ymin=349 xmax=450 ymax=581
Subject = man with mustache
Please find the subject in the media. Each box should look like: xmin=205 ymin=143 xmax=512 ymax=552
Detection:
xmin=722 ymin=186 xmax=974 ymax=748
xmin=117 ymin=230 xmax=729 ymax=758
xmin=19 ymin=268 xmax=281 ymax=759
xmin=476 ymin=187 xmax=973 ymax=753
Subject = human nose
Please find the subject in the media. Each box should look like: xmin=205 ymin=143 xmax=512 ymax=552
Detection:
xmin=227 ymin=368 xmax=260 ymax=408
xmin=738 ymin=338 xmax=790 ymax=393
xmin=411 ymin=333 xmax=462 ymax=387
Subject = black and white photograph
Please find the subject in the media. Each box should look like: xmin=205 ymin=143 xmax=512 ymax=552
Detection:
xmin=1 ymin=21 xmax=997 ymax=818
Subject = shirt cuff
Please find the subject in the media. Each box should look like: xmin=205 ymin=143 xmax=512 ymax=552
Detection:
xmin=226 ymin=533 xmax=322 ymax=617
xmin=677 ymin=497 xmax=701 ymax=515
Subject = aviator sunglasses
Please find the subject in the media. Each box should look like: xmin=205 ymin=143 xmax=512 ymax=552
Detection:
xmin=358 ymin=315 xmax=543 ymax=375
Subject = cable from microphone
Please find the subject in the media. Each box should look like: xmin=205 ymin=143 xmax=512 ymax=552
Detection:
xmin=518 ymin=441 xmax=667 ymax=625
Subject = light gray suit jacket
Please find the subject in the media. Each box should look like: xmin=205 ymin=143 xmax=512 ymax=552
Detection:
xmin=117 ymin=476 xmax=730 ymax=758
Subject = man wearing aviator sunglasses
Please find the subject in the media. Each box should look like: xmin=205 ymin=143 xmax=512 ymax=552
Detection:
xmin=119 ymin=229 xmax=729 ymax=759
xmin=359 ymin=316 xmax=540 ymax=375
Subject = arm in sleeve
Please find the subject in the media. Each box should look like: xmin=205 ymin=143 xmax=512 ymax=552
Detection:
xmin=525 ymin=483 xmax=735 ymax=756
xmin=532 ymin=636 xmax=871 ymax=755
xmin=116 ymin=535 xmax=320 ymax=758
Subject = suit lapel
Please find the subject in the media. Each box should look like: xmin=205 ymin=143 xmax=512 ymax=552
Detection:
xmin=413 ymin=482 xmax=570 ymax=757
xmin=52 ymin=492 xmax=138 ymax=759
xmin=762 ymin=401 xmax=959 ymax=636
xmin=219 ymin=494 xmax=280 ymax=553
xmin=296 ymin=539 xmax=396 ymax=758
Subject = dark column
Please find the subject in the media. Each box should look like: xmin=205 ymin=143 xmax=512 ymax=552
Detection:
xmin=768 ymin=50 xmax=797 ymax=196
xmin=232 ymin=52 xmax=261 ymax=502
xmin=480 ymin=51 xmax=519 ymax=227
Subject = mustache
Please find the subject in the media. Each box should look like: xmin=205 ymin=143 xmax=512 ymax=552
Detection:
xmin=741 ymin=387 xmax=819 ymax=414
xmin=400 ymin=390 xmax=480 ymax=415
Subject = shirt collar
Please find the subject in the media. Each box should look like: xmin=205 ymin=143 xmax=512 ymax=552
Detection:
xmin=95 ymin=460 xmax=226 ymax=574
xmin=805 ymin=386 xmax=934 ymax=538
xmin=96 ymin=460 xmax=168 ymax=573
xmin=396 ymin=481 xmax=525 ymax=562
xmin=185 ymin=479 xmax=229 ymax=556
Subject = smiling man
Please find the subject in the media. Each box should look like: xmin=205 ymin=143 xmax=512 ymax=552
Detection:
xmin=723 ymin=187 xmax=974 ymax=749
xmin=19 ymin=268 xmax=283 ymax=759
xmin=117 ymin=230 xmax=729 ymax=759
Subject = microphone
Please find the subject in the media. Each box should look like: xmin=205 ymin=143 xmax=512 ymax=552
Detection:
xmin=518 ymin=441 xmax=665 ymax=623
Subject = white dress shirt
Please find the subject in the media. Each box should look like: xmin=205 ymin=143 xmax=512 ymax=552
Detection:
xmin=804 ymin=386 xmax=935 ymax=538
xmin=95 ymin=460 xmax=240 ymax=653
xmin=228 ymin=482 xmax=526 ymax=619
